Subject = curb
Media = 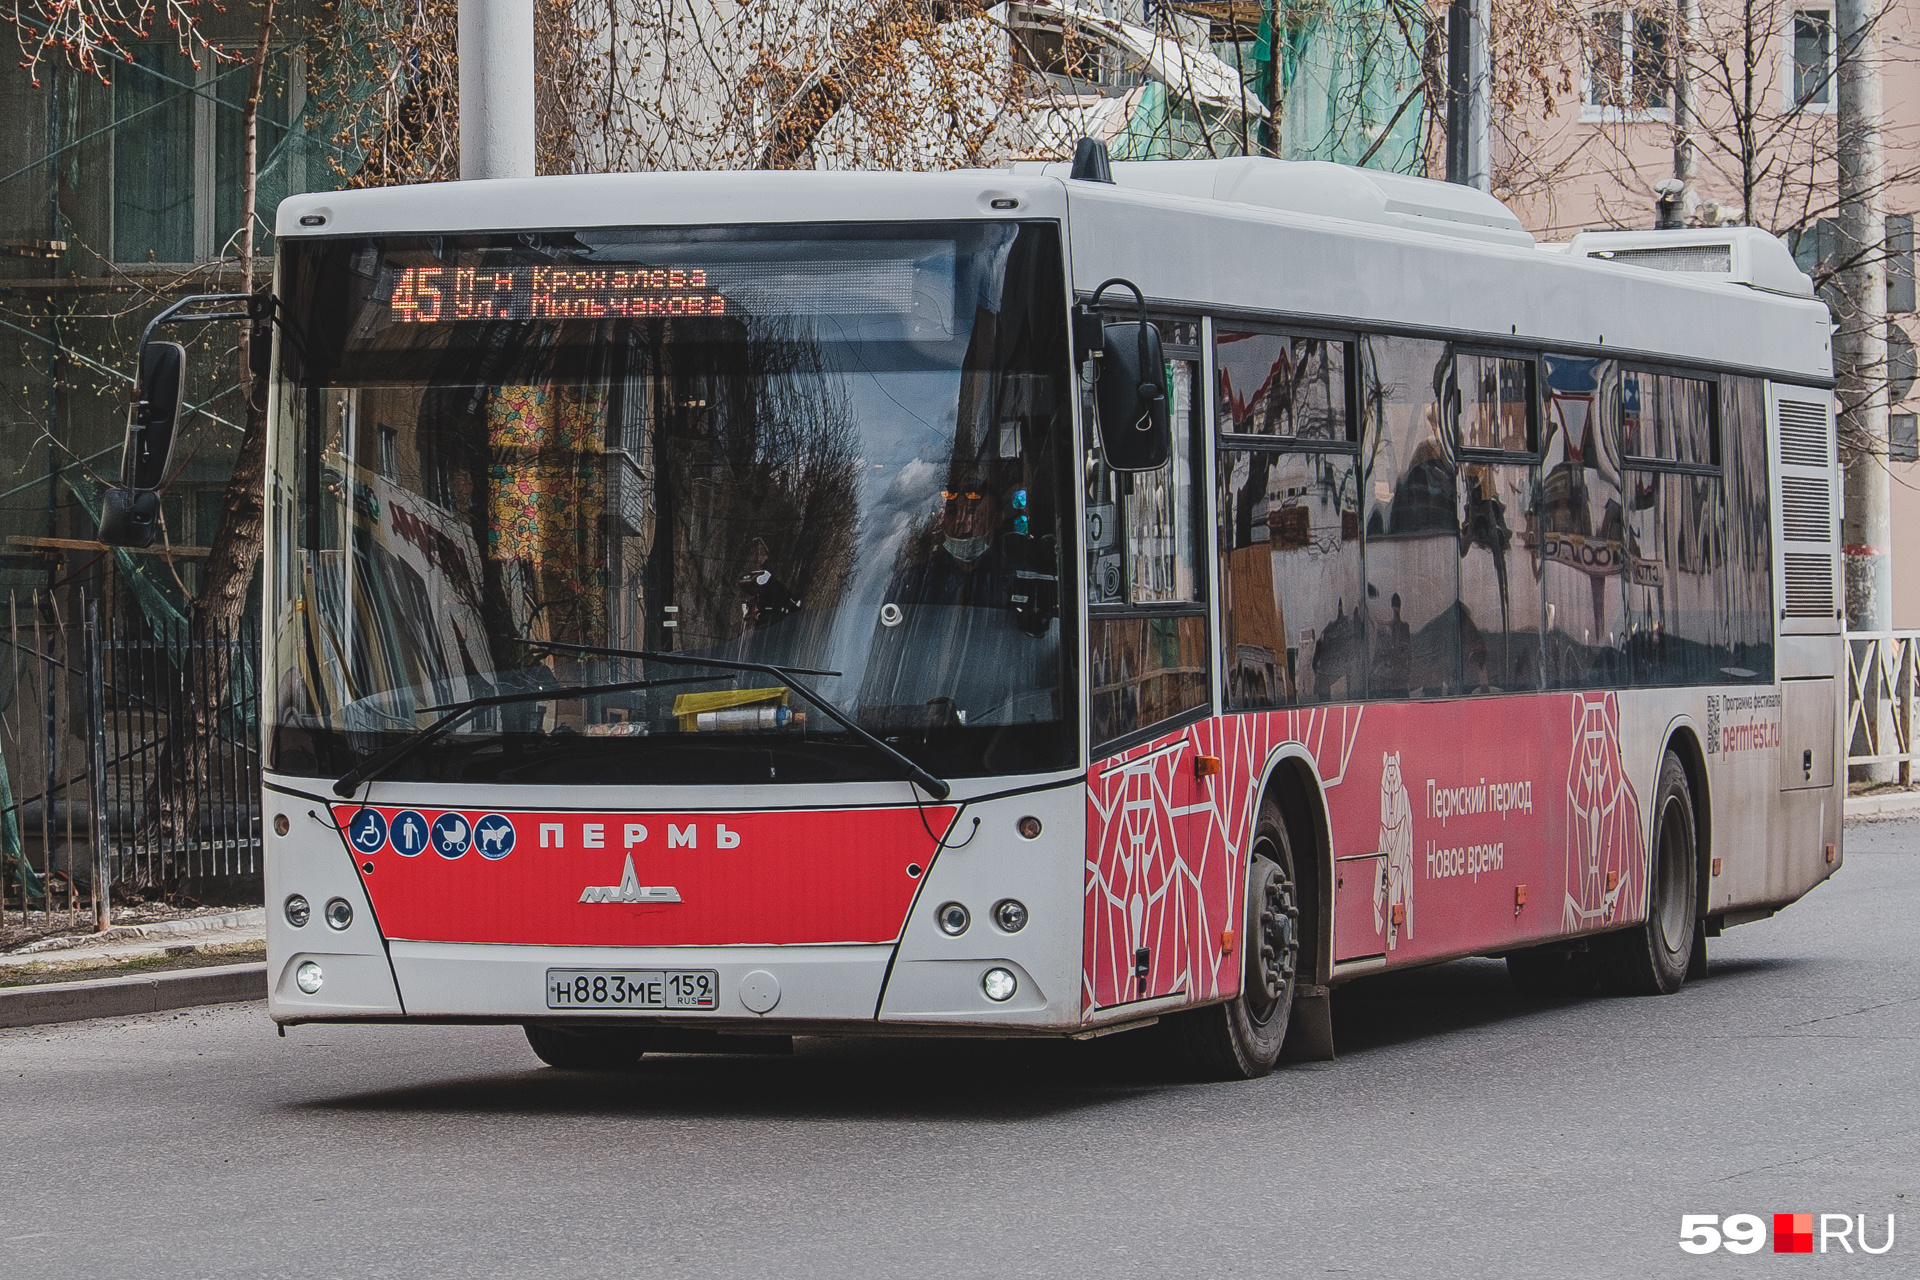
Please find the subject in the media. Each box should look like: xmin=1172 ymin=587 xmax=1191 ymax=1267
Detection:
xmin=0 ymin=962 xmax=266 ymax=1029
xmin=1845 ymin=791 xmax=1920 ymax=820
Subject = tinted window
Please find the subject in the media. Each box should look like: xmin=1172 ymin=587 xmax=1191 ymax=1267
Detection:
xmin=1458 ymin=460 xmax=1543 ymax=690
xmin=1360 ymin=336 xmax=1459 ymax=697
xmin=1215 ymin=331 xmax=1350 ymax=441
xmin=1089 ymin=614 xmax=1210 ymax=745
xmin=1458 ymin=354 xmax=1536 ymax=452
xmin=1722 ymin=377 xmax=1774 ymax=681
xmin=1541 ymin=355 xmax=1627 ymax=687
xmin=1622 ymin=369 xmax=1718 ymax=464
xmin=1218 ymin=448 xmax=1364 ymax=707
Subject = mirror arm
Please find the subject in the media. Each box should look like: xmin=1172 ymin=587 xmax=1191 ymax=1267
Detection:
xmin=1085 ymin=277 xmax=1164 ymax=407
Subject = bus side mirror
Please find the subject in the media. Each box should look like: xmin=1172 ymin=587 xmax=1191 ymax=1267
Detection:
xmin=1092 ymin=319 xmax=1170 ymax=471
xmin=99 ymin=341 xmax=186 ymax=547
xmin=1078 ymin=278 xmax=1170 ymax=472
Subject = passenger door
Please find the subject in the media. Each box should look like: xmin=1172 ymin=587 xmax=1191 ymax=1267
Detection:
xmin=1083 ymin=321 xmax=1217 ymax=1011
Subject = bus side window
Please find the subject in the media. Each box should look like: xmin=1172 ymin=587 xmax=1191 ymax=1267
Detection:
xmin=1455 ymin=353 xmax=1544 ymax=693
xmin=1217 ymin=447 xmax=1363 ymax=707
xmin=1541 ymin=355 xmax=1627 ymax=688
xmin=1722 ymin=377 xmax=1773 ymax=682
xmin=1359 ymin=336 xmax=1460 ymax=698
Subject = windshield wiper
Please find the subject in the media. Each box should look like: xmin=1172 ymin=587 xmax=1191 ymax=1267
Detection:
xmin=330 ymin=676 xmax=707 ymax=798
xmin=518 ymin=638 xmax=954 ymax=802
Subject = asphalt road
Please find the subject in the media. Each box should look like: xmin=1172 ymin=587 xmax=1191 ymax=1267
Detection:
xmin=4 ymin=819 xmax=1915 ymax=1280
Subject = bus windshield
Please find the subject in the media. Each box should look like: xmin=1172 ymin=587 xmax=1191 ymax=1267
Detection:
xmin=266 ymin=221 xmax=1077 ymax=787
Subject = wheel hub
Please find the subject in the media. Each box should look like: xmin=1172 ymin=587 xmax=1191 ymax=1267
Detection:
xmin=1248 ymin=851 xmax=1298 ymax=1021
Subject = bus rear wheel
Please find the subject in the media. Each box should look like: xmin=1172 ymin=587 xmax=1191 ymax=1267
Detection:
xmin=524 ymin=1024 xmax=652 ymax=1070
xmin=1599 ymin=750 xmax=1698 ymax=996
xmin=1164 ymin=799 xmax=1299 ymax=1080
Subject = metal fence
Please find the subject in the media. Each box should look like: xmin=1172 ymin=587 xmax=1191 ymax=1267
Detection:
xmin=0 ymin=590 xmax=261 ymax=929
xmin=1846 ymin=630 xmax=1919 ymax=785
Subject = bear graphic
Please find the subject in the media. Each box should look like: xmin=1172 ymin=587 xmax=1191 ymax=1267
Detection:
xmin=1373 ymin=750 xmax=1415 ymax=949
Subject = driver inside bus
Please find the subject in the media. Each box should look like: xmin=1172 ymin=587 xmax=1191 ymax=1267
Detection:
xmin=859 ymin=448 xmax=1054 ymax=734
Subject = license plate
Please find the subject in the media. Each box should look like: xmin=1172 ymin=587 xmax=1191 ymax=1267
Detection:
xmin=545 ymin=969 xmax=719 ymax=1010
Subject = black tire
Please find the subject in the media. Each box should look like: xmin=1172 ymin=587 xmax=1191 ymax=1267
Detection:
xmin=1163 ymin=799 xmax=1300 ymax=1080
xmin=524 ymin=1023 xmax=652 ymax=1070
xmin=1599 ymin=750 xmax=1698 ymax=996
xmin=1506 ymin=944 xmax=1598 ymax=999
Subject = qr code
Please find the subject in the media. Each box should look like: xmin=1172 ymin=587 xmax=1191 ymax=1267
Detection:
xmin=1705 ymin=696 xmax=1720 ymax=754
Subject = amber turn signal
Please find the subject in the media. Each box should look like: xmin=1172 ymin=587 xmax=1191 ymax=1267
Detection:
xmin=1193 ymin=755 xmax=1222 ymax=779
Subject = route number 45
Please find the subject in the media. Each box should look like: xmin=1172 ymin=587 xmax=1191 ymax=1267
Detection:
xmin=1680 ymin=1215 xmax=1766 ymax=1254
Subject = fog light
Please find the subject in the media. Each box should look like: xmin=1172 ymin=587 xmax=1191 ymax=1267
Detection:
xmin=982 ymin=967 xmax=1017 ymax=1002
xmin=937 ymin=902 xmax=970 ymax=935
xmin=993 ymin=899 xmax=1028 ymax=933
xmin=273 ymin=813 xmax=289 ymax=836
xmin=284 ymin=895 xmax=310 ymax=927
xmin=324 ymin=898 xmax=353 ymax=930
xmin=1017 ymin=815 xmax=1042 ymax=839
xmin=294 ymin=961 xmax=324 ymax=995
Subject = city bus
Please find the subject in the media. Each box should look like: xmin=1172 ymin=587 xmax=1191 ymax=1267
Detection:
xmin=244 ymin=152 xmax=1841 ymax=1079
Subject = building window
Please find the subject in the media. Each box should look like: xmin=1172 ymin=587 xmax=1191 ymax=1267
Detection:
xmin=1584 ymin=8 xmax=1672 ymax=119
xmin=112 ymin=44 xmax=309 ymax=266
xmin=1892 ymin=414 xmax=1918 ymax=463
xmin=1889 ymin=213 xmax=1915 ymax=314
xmin=1791 ymin=10 xmax=1836 ymax=110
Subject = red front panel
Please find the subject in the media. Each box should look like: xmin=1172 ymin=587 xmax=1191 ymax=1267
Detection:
xmin=332 ymin=804 xmax=958 ymax=946
xmin=1083 ymin=695 xmax=1649 ymax=1014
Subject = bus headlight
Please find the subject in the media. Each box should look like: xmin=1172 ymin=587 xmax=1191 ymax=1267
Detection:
xmin=937 ymin=902 xmax=970 ymax=935
xmin=982 ymin=968 xmax=1017 ymax=1002
xmin=993 ymin=899 xmax=1028 ymax=933
xmin=294 ymin=961 xmax=324 ymax=995
xmin=324 ymin=898 xmax=353 ymax=930
xmin=284 ymin=895 xmax=310 ymax=927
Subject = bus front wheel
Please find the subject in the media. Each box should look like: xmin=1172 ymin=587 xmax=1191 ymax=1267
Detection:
xmin=1163 ymin=798 xmax=1299 ymax=1080
xmin=1600 ymin=750 xmax=1698 ymax=996
xmin=524 ymin=1023 xmax=652 ymax=1070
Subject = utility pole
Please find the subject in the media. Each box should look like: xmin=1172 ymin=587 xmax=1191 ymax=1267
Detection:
xmin=1444 ymin=0 xmax=1490 ymax=191
xmin=1672 ymin=0 xmax=1695 ymax=200
xmin=459 ymin=0 xmax=537 ymax=179
xmin=1837 ymin=0 xmax=1890 ymax=779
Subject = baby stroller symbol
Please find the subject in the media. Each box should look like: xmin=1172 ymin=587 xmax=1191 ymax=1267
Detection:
xmin=431 ymin=812 xmax=472 ymax=858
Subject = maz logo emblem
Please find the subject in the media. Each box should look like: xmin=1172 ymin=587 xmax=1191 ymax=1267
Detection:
xmin=578 ymin=854 xmax=682 ymax=904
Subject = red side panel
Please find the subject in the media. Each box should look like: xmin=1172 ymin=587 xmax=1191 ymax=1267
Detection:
xmin=1083 ymin=695 xmax=1649 ymax=1014
xmin=331 ymin=805 xmax=957 ymax=947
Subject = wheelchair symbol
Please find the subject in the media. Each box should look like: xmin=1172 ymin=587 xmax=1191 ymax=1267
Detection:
xmin=348 ymin=809 xmax=388 ymax=853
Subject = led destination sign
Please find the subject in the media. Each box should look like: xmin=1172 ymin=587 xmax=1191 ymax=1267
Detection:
xmin=389 ymin=266 xmax=727 ymax=323
xmin=385 ymin=256 xmax=923 ymax=324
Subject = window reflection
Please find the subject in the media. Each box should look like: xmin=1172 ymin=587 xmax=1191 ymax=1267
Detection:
xmin=1458 ymin=460 xmax=1542 ymax=691
xmin=1218 ymin=448 xmax=1363 ymax=707
xmin=1458 ymin=354 xmax=1535 ymax=452
xmin=1541 ymin=355 xmax=1627 ymax=687
xmin=1722 ymin=378 xmax=1774 ymax=681
xmin=1215 ymin=331 xmax=1350 ymax=441
xmin=1360 ymin=336 xmax=1459 ymax=697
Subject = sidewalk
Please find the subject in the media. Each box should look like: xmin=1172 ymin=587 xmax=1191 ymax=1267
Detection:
xmin=0 ymin=908 xmax=266 ymax=1029
xmin=1846 ymin=788 xmax=1920 ymax=821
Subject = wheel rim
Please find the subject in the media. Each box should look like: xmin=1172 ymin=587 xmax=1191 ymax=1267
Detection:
xmin=1245 ymin=841 xmax=1298 ymax=1027
xmin=1655 ymin=795 xmax=1692 ymax=957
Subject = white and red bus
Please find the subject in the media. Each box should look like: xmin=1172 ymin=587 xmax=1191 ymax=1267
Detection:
xmin=255 ymin=154 xmax=1842 ymax=1077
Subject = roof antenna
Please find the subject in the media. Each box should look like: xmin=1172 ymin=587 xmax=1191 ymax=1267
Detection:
xmin=1070 ymin=137 xmax=1115 ymax=184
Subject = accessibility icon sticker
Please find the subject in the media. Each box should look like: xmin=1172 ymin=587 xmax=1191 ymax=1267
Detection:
xmin=347 ymin=809 xmax=388 ymax=855
xmin=389 ymin=810 xmax=430 ymax=858
xmin=431 ymin=812 xmax=473 ymax=859
xmin=474 ymin=814 xmax=516 ymax=860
